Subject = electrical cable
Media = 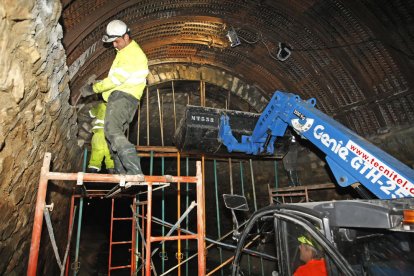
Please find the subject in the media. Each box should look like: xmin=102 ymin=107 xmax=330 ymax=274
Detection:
xmin=233 ymin=28 xmax=413 ymax=61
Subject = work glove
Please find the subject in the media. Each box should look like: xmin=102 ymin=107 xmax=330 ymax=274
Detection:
xmin=80 ymin=83 xmax=94 ymax=97
xmin=80 ymin=74 xmax=97 ymax=98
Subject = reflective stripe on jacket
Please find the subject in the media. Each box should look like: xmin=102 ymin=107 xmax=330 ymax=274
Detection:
xmin=93 ymin=40 xmax=148 ymax=101
xmin=89 ymin=103 xmax=107 ymax=133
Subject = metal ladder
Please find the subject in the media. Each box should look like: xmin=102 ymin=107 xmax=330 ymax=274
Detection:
xmin=108 ymin=198 xmax=136 ymax=275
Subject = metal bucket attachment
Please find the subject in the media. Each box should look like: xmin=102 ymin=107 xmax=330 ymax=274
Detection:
xmin=174 ymin=105 xmax=290 ymax=157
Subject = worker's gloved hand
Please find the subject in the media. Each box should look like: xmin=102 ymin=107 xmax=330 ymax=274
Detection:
xmin=80 ymin=74 xmax=97 ymax=98
xmin=80 ymin=83 xmax=94 ymax=97
xmin=86 ymin=74 xmax=97 ymax=85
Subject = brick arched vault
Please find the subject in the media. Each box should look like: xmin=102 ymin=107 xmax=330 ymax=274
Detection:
xmin=147 ymin=63 xmax=269 ymax=112
xmin=64 ymin=0 xmax=414 ymax=137
xmin=72 ymin=50 xmax=271 ymax=112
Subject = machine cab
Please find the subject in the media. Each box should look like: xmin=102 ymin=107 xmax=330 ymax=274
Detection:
xmin=231 ymin=199 xmax=414 ymax=276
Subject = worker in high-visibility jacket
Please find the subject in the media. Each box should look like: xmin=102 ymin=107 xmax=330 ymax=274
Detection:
xmin=81 ymin=19 xmax=148 ymax=175
xmin=87 ymin=103 xmax=115 ymax=174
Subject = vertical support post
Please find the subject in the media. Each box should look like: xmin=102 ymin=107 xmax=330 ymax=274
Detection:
xmin=305 ymin=187 xmax=309 ymax=202
xmin=274 ymin=161 xmax=278 ymax=190
xmin=108 ymin=199 xmax=114 ymax=276
xmin=249 ymin=159 xmax=264 ymax=276
xmin=146 ymin=151 xmax=154 ymax=274
xmin=201 ymin=155 xmax=206 ymax=254
xmin=74 ymin=148 xmax=88 ymax=276
xmin=27 ymin=152 xmax=52 ymax=276
xmin=135 ymin=196 xmax=140 ymax=275
xmin=146 ymin=87 xmax=150 ymax=146
xmin=249 ymin=159 xmax=257 ymax=212
xmin=145 ymin=183 xmax=153 ymax=276
xmin=273 ymin=161 xmax=279 ymax=204
xmin=213 ymin=160 xmax=224 ymax=276
xmin=161 ymin=157 xmax=165 ymax=273
xmin=162 ymin=94 xmax=164 ymax=144
xmin=239 ymin=161 xmax=245 ymax=196
xmin=64 ymin=195 xmax=75 ymax=276
xmin=228 ymin=158 xmax=233 ymax=194
xmin=200 ymin=80 xmax=205 ymax=107
xmin=157 ymin=88 xmax=164 ymax=146
xmin=150 ymin=151 xmax=154 ymax=176
xmin=131 ymin=198 xmax=136 ymax=276
xmin=74 ymin=198 xmax=84 ymax=276
xmin=239 ymin=161 xmax=251 ymax=274
xmin=172 ymin=80 xmax=177 ymax=132
xmin=200 ymin=80 xmax=202 ymax=107
xmin=200 ymin=82 xmax=207 ymax=269
xmin=141 ymin=204 xmax=145 ymax=276
xmin=137 ymin=101 xmax=141 ymax=146
xmin=227 ymin=90 xmax=231 ymax=109
xmin=177 ymin=152 xmax=182 ymax=276
xmin=196 ymin=161 xmax=206 ymax=276
xmin=185 ymin=157 xmax=189 ymax=276
xmin=203 ymin=81 xmax=206 ymax=107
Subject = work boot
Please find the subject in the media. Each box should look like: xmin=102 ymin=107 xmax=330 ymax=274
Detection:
xmin=107 ymin=168 xmax=116 ymax=174
xmin=87 ymin=167 xmax=100 ymax=173
xmin=112 ymin=154 xmax=127 ymax=174
xmin=118 ymin=147 xmax=143 ymax=175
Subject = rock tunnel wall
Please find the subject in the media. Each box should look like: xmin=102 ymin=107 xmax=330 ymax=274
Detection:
xmin=0 ymin=1 xmax=81 ymax=274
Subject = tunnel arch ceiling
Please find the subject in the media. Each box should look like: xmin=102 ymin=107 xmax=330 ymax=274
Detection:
xmin=63 ymin=0 xmax=414 ymax=137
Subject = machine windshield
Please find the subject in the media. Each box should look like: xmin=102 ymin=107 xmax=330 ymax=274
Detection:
xmin=334 ymin=228 xmax=414 ymax=275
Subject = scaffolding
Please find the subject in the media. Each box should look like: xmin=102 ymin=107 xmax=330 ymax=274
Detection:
xmin=27 ymin=81 xmax=284 ymax=275
xmin=27 ymin=152 xmax=205 ymax=276
xmin=27 ymin=151 xmax=284 ymax=275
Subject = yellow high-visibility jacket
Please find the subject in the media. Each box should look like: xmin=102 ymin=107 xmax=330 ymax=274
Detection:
xmin=93 ymin=40 xmax=149 ymax=101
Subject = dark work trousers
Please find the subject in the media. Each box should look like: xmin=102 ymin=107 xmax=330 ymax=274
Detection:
xmin=104 ymin=91 xmax=142 ymax=175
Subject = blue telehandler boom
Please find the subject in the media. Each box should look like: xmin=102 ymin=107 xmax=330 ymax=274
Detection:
xmin=218 ymin=91 xmax=414 ymax=199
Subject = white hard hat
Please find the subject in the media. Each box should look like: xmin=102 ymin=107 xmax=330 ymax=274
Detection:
xmin=102 ymin=20 xmax=130 ymax=43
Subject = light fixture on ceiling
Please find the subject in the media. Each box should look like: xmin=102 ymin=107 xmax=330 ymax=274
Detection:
xmin=226 ymin=26 xmax=241 ymax=47
xmin=277 ymin=42 xmax=292 ymax=61
xmin=226 ymin=27 xmax=292 ymax=61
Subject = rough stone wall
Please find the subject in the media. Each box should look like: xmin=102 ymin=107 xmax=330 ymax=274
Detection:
xmin=0 ymin=0 xmax=81 ymax=275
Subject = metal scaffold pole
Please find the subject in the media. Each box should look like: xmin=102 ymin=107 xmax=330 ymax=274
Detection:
xmin=185 ymin=157 xmax=189 ymax=276
xmin=27 ymin=153 xmax=51 ymax=276
xmin=73 ymin=148 xmax=88 ymax=276
xmin=161 ymin=156 xmax=165 ymax=273
xmin=249 ymin=159 xmax=264 ymax=276
xmin=239 ymin=161 xmax=251 ymax=274
xmin=213 ymin=159 xmax=224 ymax=275
xmin=177 ymin=152 xmax=182 ymax=276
